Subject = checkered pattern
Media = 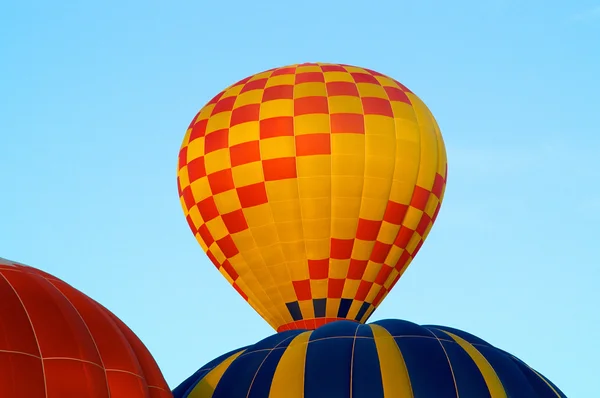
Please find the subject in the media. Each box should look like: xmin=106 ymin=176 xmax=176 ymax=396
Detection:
xmin=177 ymin=63 xmax=448 ymax=332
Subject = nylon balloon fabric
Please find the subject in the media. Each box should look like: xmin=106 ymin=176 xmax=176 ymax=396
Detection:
xmin=173 ymin=320 xmax=566 ymax=398
xmin=0 ymin=257 xmax=172 ymax=398
xmin=177 ymin=63 xmax=448 ymax=332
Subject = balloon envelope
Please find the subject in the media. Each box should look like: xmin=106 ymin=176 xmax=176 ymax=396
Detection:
xmin=173 ymin=319 xmax=565 ymax=398
xmin=177 ymin=63 xmax=447 ymax=331
xmin=0 ymin=257 xmax=172 ymax=398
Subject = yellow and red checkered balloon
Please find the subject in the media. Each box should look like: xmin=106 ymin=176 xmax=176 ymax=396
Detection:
xmin=177 ymin=63 xmax=447 ymax=332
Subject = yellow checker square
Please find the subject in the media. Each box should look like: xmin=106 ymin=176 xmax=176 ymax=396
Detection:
xmin=205 ymin=217 xmax=229 ymax=241
xmin=240 ymin=247 xmax=267 ymax=268
xmin=294 ymin=114 xmax=330 ymax=135
xmin=179 ymin=195 xmax=190 ymax=217
xmin=394 ymin=118 xmax=420 ymax=141
xmin=260 ymin=99 xmax=293 ymax=119
xmin=331 ymin=155 xmax=364 ymax=177
xmin=329 ymin=259 xmax=350 ymax=279
xmin=206 ymin=111 xmax=231 ymax=135
xmin=351 ymin=240 xmax=376 ymax=261
xmin=394 ymin=151 xmax=420 ymax=180
xmin=270 ymin=200 xmax=302 ymax=223
xmin=326 ymin=298 xmax=342 ymax=317
xmin=385 ymin=245 xmax=403 ymax=267
xmin=297 ymin=155 xmax=331 ymax=177
xmin=366 ymin=284 xmax=381 ymax=303
xmin=278 ymin=283 xmax=299 ymax=303
xmin=252 ymin=224 xmax=280 ymax=247
xmin=323 ymin=71 xmax=354 ymax=83
xmin=300 ymin=197 xmax=331 ymax=219
xmin=344 ymin=65 xmax=368 ymax=74
xmin=424 ymin=196 xmax=440 ymax=218
xmin=207 ymin=242 xmax=225 ymax=263
xmin=294 ymin=82 xmax=327 ymax=98
xmin=186 ymin=136 xmax=205 ymax=161
xmin=178 ymin=168 xmax=190 ymax=190
xmin=295 ymin=65 xmax=321 ymax=73
xmin=218 ymin=266 xmax=234 ymax=284
xmin=275 ymin=221 xmax=304 ymax=242
xmin=204 ymin=149 xmax=231 ymax=174
xmin=229 ymin=121 xmax=260 ymax=146
xmin=406 ymin=234 xmax=422 ymax=255
xmin=403 ymin=207 xmax=424 ymax=230
xmin=280 ymin=241 xmax=306 ymax=261
xmin=227 ymin=253 xmax=246 ymax=268
xmin=259 ymin=243 xmax=286 ymax=265
xmin=377 ymin=221 xmax=400 ymax=245
xmin=330 ymin=218 xmax=359 ymax=240
xmin=384 ymin=269 xmax=400 ymax=289
xmin=213 ymin=189 xmax=242 ymax=214
xmin=268 ymin=263 xmax=290 ymax=283
xmin=422 ymin=222 xmax=433 ymax=239
xmin=304 ymin=238 xmax=330 ymax=259
xmin=346 ymin=301 xmax=363 ymax=320
xmin=331 ymin=133 xmax=364 ymax=155
xmin=194 ymin=233 xmax=209 ymax=252
xmin=249 ymin=70 xmax=274 ymax=81
xmin=265 ymin=179 xmax=299 ymax=202
xmin=221 ymin=84 xmax=243 ymax=99
xmin=364 ymin=115 xmax=396 ymax=136
xmin=391 ymin=102 xmax=417 ymax=122
xmin=374 ymin=76 xmax=398 ymax=88
xmin=342 ymin=279 xmax=360 ymax=298
xmin=187 ymin=205 xmax=202 ymax=227
xmin=243 ymin=204 xmax=274 ymax=228
xmin=288 ymin=260 xmax=309 ymax=280
xmin=331 ymin=177 xmax=363 ymax=199
xmin=235 ymin=90 xmax=263 ymax=108
xmin=331 ymin=198 xmax=361 ymax=221
xmin=260 ymin=136 xmax=295 ymax=159
xmin=301 ymin=218 xmax=330 ymax=240
xmin=356 ymin=83 xmax=388 ymax=99
xmin=365 ymin=158 xmax=395 ymax=183
xmin=298 ymin=176 xmax=330 ymax=199
xmin=196 ymin=104 xmax=215 ymax=121
xmin=298 ymin=300 xmax=315 ymax=319
xmin=310 ymin=279 xmax=328 ymax=298
xmin=362 ymin=261 xmax=381 ymax=282
xmin=328 ymin=96 xmax=363 ymax=114
xmin=358 ymin=198 xmax=388 ymax=221
xmin=181 ymin=129 xmax=191 ymax=148
xmin=190 ymin=178 xmax=212 ymax=203
xmin=232 ymin=161 xmax=263 ymax=187
xmin=265 ymin=74 xmax=295 ymax=87
xmin=231 ymin=229 xmax=257 ymax=252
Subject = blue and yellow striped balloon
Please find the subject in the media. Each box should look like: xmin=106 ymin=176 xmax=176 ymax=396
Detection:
xmin=173 ymin=319 xmax=565 ymax=398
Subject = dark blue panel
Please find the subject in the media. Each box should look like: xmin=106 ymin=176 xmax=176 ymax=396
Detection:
xmin=511 ymin=357 xmax=566 ymax=397
xmin=476 ymin=346 xmax=537 ymax=398
xmin=212 ymin=349 xmax=271 ymax=398
xmin=425 ymin=325 xmax=492 ymax=347
xmin=351 ymin=326 xmax=384 ymax=398
xmin=286 ymin=301 xmax=302 ymax=321
xmin=337 ymin=298 xmax=352 ymax=317
xmin=394 ymin=336 xmax=457 ymax=398
xmin=374 ymin=318 xmax=433 ymax=337
xmin=304 ymin=322 xmax=359 ymax=398
xmin=355 ymin=302 xmax=370 ymax=321
xmin=313 ymin=298 xmax=326 ymax=317
xmin=429 ymin=329 xmax=490 ymax=398
xmin=247 ymin=342 xmax=289 ymax=398
xmin=246 ymin=330 xmax=302 ymax=352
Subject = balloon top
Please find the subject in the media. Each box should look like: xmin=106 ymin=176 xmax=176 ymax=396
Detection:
xmin=177 ymin=63 xmax=447 ymax=331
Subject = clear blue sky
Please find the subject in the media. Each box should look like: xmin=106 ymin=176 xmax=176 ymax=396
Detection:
xmin=1 ymin=0 xmax=598 ymax=396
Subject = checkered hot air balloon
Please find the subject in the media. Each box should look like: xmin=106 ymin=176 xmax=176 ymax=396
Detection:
xmin=0 ymin=257 xmax=172 ymax=398
xmin=177 ymin=63 xmax=447 ymax=332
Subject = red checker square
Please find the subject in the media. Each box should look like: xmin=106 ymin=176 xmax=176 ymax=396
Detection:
xmin=308 ymin=259 xmax=329 ymax=280
xmin=211 ymin=96 xmax=236 ymax=115
xmin=383 ymin=201 xmax=409 ymax=225
xmin=178 ymin=147 xmax=188 ymax=170
xmin=389 ymin=273 xmax=402 ymax=290
xmin=263 ymin=85 xmax=294 ymax=101
xmin=271 ymin=67 xmax=296 ymax=76
xmin=293 ymin=280 xmax=312 ymax=301
xmin=374 ymin=265 xmax=393 ymax=285
xmin=330 ymin=113 xmax=365 ymax=134
xmin=363 ymin=68 xmax=384 ymax=77
xmin=260 ymin=116 xmax=294 ymax=139
xmin=188 ymin=111 xmax=201 ymax=129
xmin=205 ymin=129 xmax=229 ymax=153
xmin=198 ymin=224 xmax=215 ymax=246
xmin=207 ymin=91 xmax=225 ymax=105
xmin=295 ymin=134 xmax=331 ymax=156
xmin=187 ymin=157 xmax=206 ymax=183
xmin=347 ymin=259 xmax=368 ymax=280
xmin=181 ymin=186 xmax=196 ymax=210
xmin=230 ymin=141 xmax=260 ymax=167
xmin=237 ymin=182 xmax=269 ymax=208
xmin=330 ymin=238 xmax=354 ymax=259
xmin=394 ymin=226 xmax=414 ymax=249
xmin=416 ymin=213 xmax=432 ymax=236
xmin=177 ymin=178 xmax=182 ymax=196
xmin=393 ymin=79 xmax=412 ymax=93
xmin=321 ymin=65 xmax=347 ymax=72
xmin=370 ymin=241 xmax=392 ymax=263
xmin=356 ymin=218 xmax=382 ymax=241
xmin=232 ymin=76 xmax=253 ymax=87
xmin=432 ymin=202 xmax=442 ymax=222
xmin=295 ymin=96 xmax=329 ymax=115
xmin=185 ymin=214 xmax=197 ymax=235
xmin=327 ymin=278 xmax=345 ymax=298
xmin=240 ymin=78 xmax=268 ymax=93
xmin=372 ymin=288 xmax=386 ymax=306
xmin=263 ymin=157 xmax=297 ymax=181
xmin=351 ymin=73 xmax=380 ymax=85
xmin=221 ymin=259 xmax=239 ymax=280
xmin=231 ymin=104 xmax=260 ymax=127
xmin=233 ymin=282 xmax=249 ymax=300
xmin=190 ymin=119 xmax=208 ymax=141
xmin=432 ymin=173 xmax=445 ymax=198
xmin=208 ymin=168 xmax=235 ymax=195
xmin=206 ymin=250 xmax=220 ymax=268
xmin=412 ymin=240 xmax=424 ymax=257
xmin=362 ymin=97 xmax=394 ymax=117
xmin=222 ymin=209 xmax=249 ymax=234
xmin=356 ymin=280 xmax=373 ymax=301
xmin=217 ymin=235 xmax=239 ymax=258
xmin=410 ymin=186 xmax=431 ymax=210
xmin=197 ymin=197 xmax=219 ymax=222
xmin=395 ymin=250 xmax=411 ymax=271
xmin=326 ymin=81 xmax=360 ymax=97
xmin=384 ymin=86 xmax=411 ymax=104
xmin=296 ymin=72 xmax=325 ymax=84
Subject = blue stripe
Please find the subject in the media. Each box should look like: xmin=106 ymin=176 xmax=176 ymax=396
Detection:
xmin=313 ymin=298 xmax=326 ymax=317
xmin=351 ymin=324 xmax=384 ymax=398
xmin=476 ymin=345 xmax=537 ymax=397
xmin=355 ymin=302 xmax=370 ymax=321
xmin=286 ymin=301 xmax=302 ymax=321
xmin=337 ymin=298 xmax=352 ymax=317
xmin=304 ymin=321 xmax=358 ymax=398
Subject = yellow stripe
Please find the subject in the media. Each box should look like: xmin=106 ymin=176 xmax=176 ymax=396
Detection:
xmin=269 ymin=331 xmax=312 ymax=398
xmin=370 ymin=324 xmax=413 ymax=397
xmin=188 ymin=350 xmax=246 ymax=398
xmin=441 ymin=331 xmax=507 ymax=398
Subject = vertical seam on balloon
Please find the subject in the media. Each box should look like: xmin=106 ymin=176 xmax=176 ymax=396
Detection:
xmin=424 ymin=327 xmax=460 ymax=397
xmin=0 ymin=270 xmax=49 ymax=398
xmin=371 ymin=324 xmax=414 ymax=397
xmin=348 ymin=322 xmax=362 ymax=398
xmin=509 ymin=355 xmax=563 ymax=398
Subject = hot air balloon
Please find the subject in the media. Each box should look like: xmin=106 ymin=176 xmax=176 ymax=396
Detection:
xmin=177 ymin=63 xmax=447 ymax=332
xmin=173 ymin=319 xmax=566 ymax=398
xmin=0 ymin=257 xmax=172 ymax=398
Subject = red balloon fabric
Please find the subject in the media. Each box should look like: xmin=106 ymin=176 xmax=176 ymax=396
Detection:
xmin=0 ymin=257 xmax=172 ymax=398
